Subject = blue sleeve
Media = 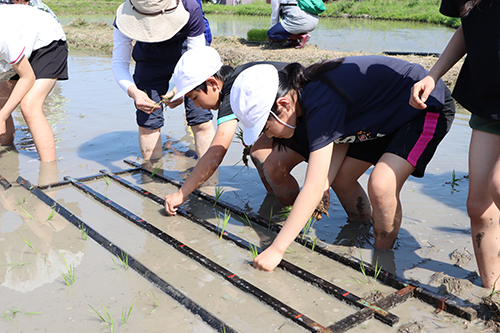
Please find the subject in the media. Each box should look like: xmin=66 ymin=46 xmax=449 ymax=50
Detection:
xmin=195 ymin=0 xmax=212 ymax=44
xmin=182 ymin=0 xmax=206 ymax=38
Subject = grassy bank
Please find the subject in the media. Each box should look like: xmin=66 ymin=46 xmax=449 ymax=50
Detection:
xmin=43 ymin=0 xmax=460 ymax=27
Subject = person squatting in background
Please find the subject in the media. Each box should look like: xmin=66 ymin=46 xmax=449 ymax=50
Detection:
xmin=0 ymin=4 xmax=68 ymax=162
xmin=410 ymin=0 xmax=500 ymax=289
xmin=231 ymin=56 xmax=455 ymax=271
xmin=266 ymin=0 xmax=318 ymax=49
xmin=112 ymin=0 xmax=215 ymax=161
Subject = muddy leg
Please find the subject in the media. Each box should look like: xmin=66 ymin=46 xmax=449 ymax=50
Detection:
xmin=332 ymin=156 xmax=372 ymax=222
xmin=467 ymin=130 xmax=500 ymax=288
xmin=368 ymin=153 xmax=414 ymax=251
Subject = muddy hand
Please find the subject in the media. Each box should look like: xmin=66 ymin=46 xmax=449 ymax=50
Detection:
xmin=313 ymin=190 xmax=330 ymax=221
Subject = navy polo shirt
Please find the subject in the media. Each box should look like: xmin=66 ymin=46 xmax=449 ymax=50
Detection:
xmin=300 ymin=55 xmax=446 ymax=152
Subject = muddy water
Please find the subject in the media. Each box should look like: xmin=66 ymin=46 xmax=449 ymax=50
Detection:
xmin=0 ymin=55 xmax=492 ymax=332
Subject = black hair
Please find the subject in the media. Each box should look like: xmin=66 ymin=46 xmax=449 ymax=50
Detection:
xmin=461 ymin=0 xmax=482 ymax=17
xmin=193 ymin=65 xmax=234 ymax=93
xmin=270 ymin=59 xmax=351 ymax=150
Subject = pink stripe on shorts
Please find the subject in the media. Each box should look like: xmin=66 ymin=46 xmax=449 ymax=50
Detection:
xmin=407 ymin=112 xmax=439 ymax=166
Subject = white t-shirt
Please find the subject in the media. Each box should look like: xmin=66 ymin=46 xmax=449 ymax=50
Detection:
xmin=0 ymin=4 xmax=65 ymax=81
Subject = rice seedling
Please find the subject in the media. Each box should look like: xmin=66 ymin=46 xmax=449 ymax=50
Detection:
xmin=311 ymin=237 xmax=319 ymax=253
xmin=111 ymin=252 xmax=129 ymax=270
xmin=149 ymin=290 xmax=160 ymax=314
xmin=373 ymin=257 xmax=383 ymax=282
xmin=46 ymin=206 xmax=56 ymax=222
xmin=80 ymin=224 xmax=88 ymax=240
xmin=61 ymin=252 xmax=76 ymax=286
xmin=1 ymin=307 xmax=41 ymax=323
xmin=150 ymin=165 xmax=161 ymax=178
xmin=241 ymin=213 xmax=252 ymax=227
xmin=0 ymin=262 xmax=27 ymax=271
xmin=268 ymin=206 xmax=273 ymax=231
xmin=88 ymin=301 xmax=114 ymax=332
xmin=217 ymin=209 xmax=231 ymax=239
xmin=213 ymin=186 xmax=225 ymax=207
xmin=103 ymin=176 xmax=111 ymax=186
xmin=248 ymin=243 xmax=259 ymax=259
xmin=285 ymin=246 xmax=296 ymax=253
xmin=277 ymin=205 xmax=292 ymax=220
xmin=121 ymin=299 xmax=136 ymax=325
xmin=489 ymin=276 xmax=500 ymax=297
xmin=16 ymin=198 xmax=34 ymax=219
xmin=358 ymin=249 xmax=369 ymax=284
xmin=17 ymin=232 xmax=38 ymax=255
xmin=302 ymin=216 xmax=317 ymax=238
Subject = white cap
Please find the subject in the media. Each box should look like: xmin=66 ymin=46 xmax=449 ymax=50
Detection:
xmin=172 ymin=46 xmax=223 ymax=102
xmin=230 ymin=64 xmax=279 ymax=145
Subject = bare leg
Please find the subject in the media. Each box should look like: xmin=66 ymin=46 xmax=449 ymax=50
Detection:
xmin=467 ymin=130 xmax=500 ymax=288
xmin=138 ymin=126 xmax=162 ymax=160
xmin=250 ymin=135 xmax=305 ymax=207
xmin=368 ymin=153 xmax=414 ymax=250
xmin=0 ymin=81 xmax=16 ymax=145
xmin=19 ymin=79 xmax=57 ymax=162
xmin=331 ymin=156 xmax=372 ymax=221
xmin=191 ymin=120 xmax=215 ymax=159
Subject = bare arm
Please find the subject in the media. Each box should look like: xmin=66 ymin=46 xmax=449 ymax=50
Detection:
xmin=0 ymin=56 xmax=35 ymax=137
xmin=164 ymin=119 xmax=239 ymax=215
xmin=410 ymin=25 xmax=467 ymax=109
xmin=253 ymin=142 xmax=334 ymax=271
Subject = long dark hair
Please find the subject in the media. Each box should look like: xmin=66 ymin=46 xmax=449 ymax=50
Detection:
xmin=193 ymin=65 xmax=234 ymax=93
xmin=271 ymin=58 xmax=351 ymax=150
xmin=461 ymin=0 xmax=483 ymax=17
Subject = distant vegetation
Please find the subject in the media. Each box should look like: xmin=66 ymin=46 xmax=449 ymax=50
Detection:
xmin=43 ymin=0 xmax=460 ymax=27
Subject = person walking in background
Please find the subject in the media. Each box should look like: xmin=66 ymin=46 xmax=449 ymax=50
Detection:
xmin=266 ymin=0 xmax=319 ymax=49
xmin=0 ymin=4 xmax=68 ymax=162
xmin=112 ymin=0 xmax=215 ymax=161
xmin=410 ymin=0 xmax=500 ymax=289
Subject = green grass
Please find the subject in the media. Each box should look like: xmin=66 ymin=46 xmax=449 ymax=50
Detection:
xmin=247 ymin=29 xmax=268 ymax=42
xmin=44 ymin=0 xmax=459 ymax=27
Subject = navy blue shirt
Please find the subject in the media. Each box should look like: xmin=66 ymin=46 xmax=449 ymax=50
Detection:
xmin=300 ymin=55 xmax=446 ymax=152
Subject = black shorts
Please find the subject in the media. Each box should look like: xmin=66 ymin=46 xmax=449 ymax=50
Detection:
xmin=347 ymin=87 xmax=455 ymax=178
xmin=10 ymin=40 xmax=68 ymax=81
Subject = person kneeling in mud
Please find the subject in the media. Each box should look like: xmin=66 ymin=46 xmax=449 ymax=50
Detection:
xmin=230 ymin=56 xmax=455 ymax=271
xmin=163 ymin=46 xmax=318 ymax=216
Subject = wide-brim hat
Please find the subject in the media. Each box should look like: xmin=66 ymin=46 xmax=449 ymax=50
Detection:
xmin=230 ymin=64 xmax=279 ymax=146
xmin=116 ymin=0 xmax=189 ymax=43
xmin=172 ymin=46 xmax=223 ymax=102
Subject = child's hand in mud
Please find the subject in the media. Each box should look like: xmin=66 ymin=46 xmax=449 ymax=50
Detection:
xmin=253 ymin=245 xmax=284 ymax=271
xmin=164 ymin=190 xmax=185 ymax=216
xmin=128 ymin=87 xmax=159 ymax=114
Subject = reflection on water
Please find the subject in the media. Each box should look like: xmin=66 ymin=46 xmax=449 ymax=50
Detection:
xmin=59 ymin=14 xmax=455 ymax=53
xmin=12 ymin=84 xmax=69 ymax=153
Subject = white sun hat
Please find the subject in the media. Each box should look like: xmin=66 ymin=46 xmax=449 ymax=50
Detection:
xmin=230 ymin=64 xmax=279 ymax=146
xmin=172 ymin=46 xmax=223 ymax=102
xmin=115 ymin=0 xmax=189 ymax=43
